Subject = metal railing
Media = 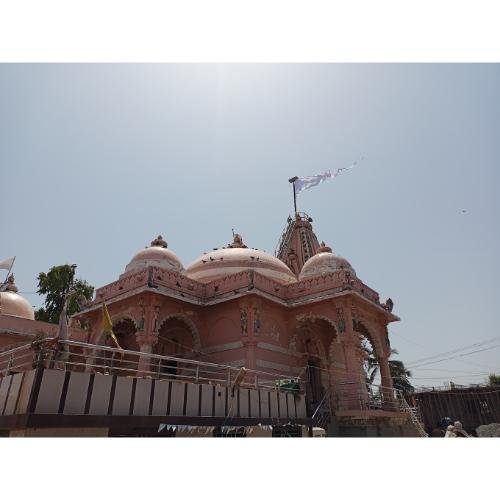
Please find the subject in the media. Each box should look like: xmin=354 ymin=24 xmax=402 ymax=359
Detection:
xmin=0 ymin=338 xmax=304 ymax=393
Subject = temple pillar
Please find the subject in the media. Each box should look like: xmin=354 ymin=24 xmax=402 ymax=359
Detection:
xmin=135 ymin=304 xmax=160 ymax=377
xmin=379 ymin=354 xmax=396 ymax=409
xmin=135 ymin=331 xmax=158 ymax=377
xmin=83 ymin=315 xmax=101 ymax=372
xmin=341 ymin=300 xmax=364 ymax=410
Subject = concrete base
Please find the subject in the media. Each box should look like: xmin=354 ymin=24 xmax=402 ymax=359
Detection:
xmin=9 ymin=427 xmax=110 ymax=437
xmin=336 ymin=422 xmax=421 ymax=437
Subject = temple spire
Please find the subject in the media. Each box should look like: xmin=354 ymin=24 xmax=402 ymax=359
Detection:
xmin=274 ymin=212 xmax=320 ymax=276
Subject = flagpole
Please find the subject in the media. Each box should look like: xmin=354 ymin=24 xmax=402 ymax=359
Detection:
xmin=288 ymin=176 xmax=299 ymax=214
xmin=5 ymin=256 xmax=15 ymax=281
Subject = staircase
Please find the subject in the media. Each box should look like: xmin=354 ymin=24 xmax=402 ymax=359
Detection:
xmin=311 ymin=389 xmax=333 ymax=432
xmin=399 ymin=397 xmax=428 ymax=437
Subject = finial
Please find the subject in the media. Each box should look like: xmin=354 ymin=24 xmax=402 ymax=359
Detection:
xmin=3 ymin=274 xmax=18 ymax=293
xmin=151 ymin=235 xmax=168 ymax=248
xmin=228 ymin=233 xmax=247 ymax=248
xmin=317 ymin=241 xmax=332 ymax=253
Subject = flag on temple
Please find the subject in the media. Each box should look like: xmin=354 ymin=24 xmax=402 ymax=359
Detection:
xmin=101 ymin=301 xmax=123 ymax=350
xmin=294 ymin=159 xmax=362 ymax=194
xmin=0 ymin=256 xmax=15 ymax=272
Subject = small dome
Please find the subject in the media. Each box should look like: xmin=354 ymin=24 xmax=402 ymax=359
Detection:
xmin=123 ymin=235 xmax=184 ymax=275
xmin=299 ymin=242 xmax=356 ymax=280
xmin=186 ymin=234 xmax=297 ymax=284
xmin=0 ymin=276 xmax=34 ymax=320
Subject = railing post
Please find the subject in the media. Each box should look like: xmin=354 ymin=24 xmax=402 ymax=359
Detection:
xmin=254 ymin=374 xmax=258 ymax=389
xmin=109 ymin=351 xmax=116 ymax=374
xmin=226 ymin=369 xmax=231 ymax=387
xmin=195 ymin=364 xmax=199 ymax=383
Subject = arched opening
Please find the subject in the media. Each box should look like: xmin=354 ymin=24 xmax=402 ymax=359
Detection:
xmin=102 ymin=318 xmax=138 ymax=375
xmin=155 ymin=316 xmax=196 ymax=378
xmin=355 ymin=321 xmax=384 ymax=409
xmin=291 ymin=317 xmax=336 ymax=415
xmin=355 ymin=321 xmax=380 ymax=385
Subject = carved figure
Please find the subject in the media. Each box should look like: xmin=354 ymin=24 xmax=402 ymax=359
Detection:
xmin=253 ymin=307 xmax=261 ymax=334
xmin=336 ymin=308 xmax=346 ymax=333
xmin=240 ymin=308 xmax=248 ymax=335
xmin=153 ymin=306 xmax=160 ymax=332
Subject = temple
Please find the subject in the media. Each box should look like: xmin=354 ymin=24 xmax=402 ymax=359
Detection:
xmin=0 ymin=212 xmax=424 ymax=437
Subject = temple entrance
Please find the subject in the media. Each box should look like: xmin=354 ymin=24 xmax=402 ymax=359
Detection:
xmin=306 ymin=358 xmax=324 ymax=409
xmin=155 ymin=316 xmax=195 ymax=378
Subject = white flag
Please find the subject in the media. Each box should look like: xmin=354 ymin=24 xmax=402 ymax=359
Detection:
xmin=294 ymin=170 xmax=332 ymax=193
xmin=294 ymin=159 xmax=362 ymax=194
xmin=0 ymin=256 xmax=15 ymax=271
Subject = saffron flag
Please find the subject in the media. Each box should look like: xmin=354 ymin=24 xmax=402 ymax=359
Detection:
xmin=294 ymin=159 xmax=362 ymax=194
xmin=101 ymin=302 xmax=123 ymax=350
xmin=0 ymin=256 xmax=15 ymax=271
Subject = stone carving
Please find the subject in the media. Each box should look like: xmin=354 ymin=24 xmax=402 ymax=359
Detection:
xmin=253 ymin=307 xmax=261 ymax=334
xmin=152 ymin=306 xmax=160 ymax=333
xmin=228 ymin=233 xmax=247 ymax=249
xmin=2 ymin=274 xmax=18 ymax=292
xmin=267 ymin=324 xmax=280 ymax=342
xmin=150 ymin=235 xmax=168 ymax=248
xmin=240 ymin=308 xmax=248 ymax=335
xmin=137 ymin=299 xmax=145 ymax=331
xmin=336 ymin=308 xmax=346 ymax=334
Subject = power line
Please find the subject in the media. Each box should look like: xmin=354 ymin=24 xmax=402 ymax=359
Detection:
xmin=407 ymin=336 xmax=500 ymax=367
xmin=408 ymin=344 xmax=500 ymax=369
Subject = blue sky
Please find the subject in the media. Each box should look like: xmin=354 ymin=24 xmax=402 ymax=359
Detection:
xmin=1 ymin=64 xmax=499 ymax=387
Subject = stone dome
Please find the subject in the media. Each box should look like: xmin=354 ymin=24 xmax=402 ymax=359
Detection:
xmin=0 ymin=276 xmax=35 ymax=320
xmin=299 ymin=242 xmax=356 ymax=280
xmin=123 ymin=235 xmax=184 ymax=275
xmin=186 ymin=234 xmax=297 ymax=284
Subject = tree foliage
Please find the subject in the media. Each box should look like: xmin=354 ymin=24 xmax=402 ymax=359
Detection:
xmin=363 ymin=345 xmax=414 ymax=394
xmin=34 ymin=264 xmax=94 ymax=324
xmin=488 ymin=373 xmax=500 ymax=387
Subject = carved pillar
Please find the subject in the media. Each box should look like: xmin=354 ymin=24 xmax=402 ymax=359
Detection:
xmin=378 ymin=354 xmax=395 ymax=408
xmin=135 ymin=331 xmax=158 ymax=376
xmin=84 ymin=314 xmax=102 ymax=372
xmin=135 ymin=304 xmax=160 ymax=376
xmin=341 ymin=299 xmax=365 ymax=410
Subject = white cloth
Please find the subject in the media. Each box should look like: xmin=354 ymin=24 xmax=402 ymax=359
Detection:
xmin=0 ymin=256 xmax=15 ymax=271
xmin=294 ymin=170 xmax=333 ymax=193
xmin=294 ymin=160 xmax=361 ymax=194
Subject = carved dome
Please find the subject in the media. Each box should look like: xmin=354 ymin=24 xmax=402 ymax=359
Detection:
xmin=299 ymin=242 xmax=356 ymax=280
xmin=186 ymin=234 xmax=297 ymax=284
xmin=123 ymin=235 xmax=184 ymax=275
xmin=0 ymin=276 xmax=35 ymax=320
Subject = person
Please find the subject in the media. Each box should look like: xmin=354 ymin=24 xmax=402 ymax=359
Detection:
xmin=444 ymin=424 xmax=457 ymax=437
xmin=453 ymin=421 xmax=469 ymax=437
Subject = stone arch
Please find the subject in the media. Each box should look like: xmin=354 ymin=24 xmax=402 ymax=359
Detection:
xmin=111 ymin=313 xmax=138 ymax=330
xmin=295 ymin=313 xmax=337 ymax=331
xmin=157 ymin=313 xmax=201 ymax=351
xmin=355 ymin=320 xmax=384 ymax=359
xmin=290 ymin=315 xmax=339 ymax=411
xmin=288 ymin=328 xmax=327 ymax=361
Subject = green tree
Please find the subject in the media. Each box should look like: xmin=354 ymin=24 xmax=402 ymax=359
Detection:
xmin=363 ymin=345 xmax=414 ymax=394
xmin=34 ymin=264 xmax=94 ymax=324
xmin=488 ymin=373 xmax=500 ymax=387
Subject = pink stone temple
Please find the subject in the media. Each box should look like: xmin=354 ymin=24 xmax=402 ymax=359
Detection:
xmin=0 ymin=212 xmax=423 ymax=437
